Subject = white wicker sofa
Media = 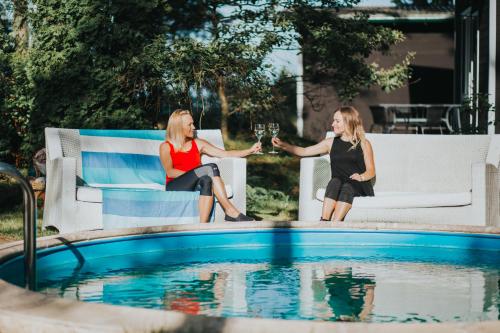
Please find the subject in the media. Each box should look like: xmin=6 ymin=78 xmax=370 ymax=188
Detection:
xmin=43 ymin=128 xmax=246 ymax=233
xmin=299 ymin=133 xmax=500 ymax=226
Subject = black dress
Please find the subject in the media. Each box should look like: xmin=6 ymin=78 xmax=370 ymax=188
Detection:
xmin=324 ymin=136 xmax=374 ymax=204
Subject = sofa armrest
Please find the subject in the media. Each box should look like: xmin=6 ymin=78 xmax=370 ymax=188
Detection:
xmin=486 ymin=164 xmax=500 ymax=226
xmin=299 ymin=156 xmax=330 ymax=220
xmin=299 ymin=156 xmax=331 ymax=201
xmin=43 ymin=157 xmax=77 ymax=230
xmin=45 ymin=128 xmax=64 ymax=160
xmin=216 ymin=157 xmax=247 ymax=214
xmin=471 ymin=162 xmax=487 ymax=224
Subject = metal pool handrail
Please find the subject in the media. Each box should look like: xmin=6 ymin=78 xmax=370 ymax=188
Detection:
xmin=0 ymin=162 xmax=36 ymax=290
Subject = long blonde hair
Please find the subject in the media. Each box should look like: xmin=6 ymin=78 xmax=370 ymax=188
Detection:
xmin=166 ymin=109 xmax=192 ymax=152
xmin=335 ymin=106 xmax=366 ymax=150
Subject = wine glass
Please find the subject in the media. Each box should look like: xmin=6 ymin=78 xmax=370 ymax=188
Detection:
xmin=254 ymin=123 xmax=265 ymax=155
xmin=268 ymin=123 xmax=279 ymax=154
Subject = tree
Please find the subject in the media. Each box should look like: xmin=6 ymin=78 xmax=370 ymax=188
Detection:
xmin=267 ymin=0 xmax=413 ymax=102
xmin=0 ymin=1 xmax=15 ymax=162
xmin=25 ymin=0 xmax=168 ymax=152
xmin=12 ymin=0 xmax=29 ymax=51
xmin=1 ymin=0 xmax=415 ymax=164
xmin=161 ymin=0 xmax=413 ymax=138
xmin=161 ymin=1 xmax=279 ymax=139
xmin=290 ymin=5 xmax=413 ymax=101
xmin=0 ymin=0 xmax=31 ymax=165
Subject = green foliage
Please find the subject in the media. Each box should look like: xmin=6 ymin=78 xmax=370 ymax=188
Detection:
xmin=292 ymin=7 xmax=412 ymax=101
xmin=0 ymin=0 xmax=415 ymax=164
xmin=0 ymin=0 xmax=170 ymax=163
xmin=0 ymin=1 xmax=22 ymax=164
xmin=371 ymin=52 xmax=415 ymax=93
xmin=459 ymin=93 xmax=496 ymax=134
xmin=160 ymin=1 xmax=280 ymax=136
xmin=246 ymin=185 xmax=298 ymax=221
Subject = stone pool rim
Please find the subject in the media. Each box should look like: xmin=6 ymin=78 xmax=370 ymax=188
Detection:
xmin=0 ymin=221 xmax=499 ymax=333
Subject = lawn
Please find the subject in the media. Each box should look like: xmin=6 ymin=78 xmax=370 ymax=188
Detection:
xmin=0 ymin=180 xmax=57 ymax=242
xmin=0 ymin=135 xmax=314 ymax=241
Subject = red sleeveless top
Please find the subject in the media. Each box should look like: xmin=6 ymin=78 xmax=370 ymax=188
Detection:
xmin=165 ymin=139 xmax=201 ymax=184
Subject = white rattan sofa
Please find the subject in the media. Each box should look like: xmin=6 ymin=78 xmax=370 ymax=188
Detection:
xmin=299 ymin=133 xmax=500 ymax=226
xmin=43 ymin=128 xmax=246 ymax=233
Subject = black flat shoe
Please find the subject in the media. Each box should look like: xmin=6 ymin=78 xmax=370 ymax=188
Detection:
xmin=320 ymin=217 xmax=330 ymax=222
xmin=224 ymin=213 xmax=255 ymax=222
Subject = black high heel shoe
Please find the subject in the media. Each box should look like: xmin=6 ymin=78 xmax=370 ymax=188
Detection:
xmin=224 ymin=213 xmax=255 ymax=222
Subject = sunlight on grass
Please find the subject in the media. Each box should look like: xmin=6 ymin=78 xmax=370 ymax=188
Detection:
xmin=225 ymin=136 xmax=301 ymax=221
xmin=0 ymin=206 xmax=56 ymax=242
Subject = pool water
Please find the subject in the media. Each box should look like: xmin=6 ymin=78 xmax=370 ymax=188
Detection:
xmin=1 ymin=230 xmax=499 ymax=323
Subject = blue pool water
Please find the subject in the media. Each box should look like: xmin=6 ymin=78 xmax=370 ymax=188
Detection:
xmin=0 ymin=229 xmax=499 ymax=322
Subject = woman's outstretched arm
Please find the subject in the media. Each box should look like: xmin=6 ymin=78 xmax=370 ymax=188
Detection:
xmin=271 ymin=137 xmax=332 ymax=157
xmin=196 ymin=139 xmax=261 ymax=158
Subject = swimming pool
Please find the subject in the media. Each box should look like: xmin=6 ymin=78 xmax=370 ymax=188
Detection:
xmin=1 ymin=223 xmax=499 ymax=326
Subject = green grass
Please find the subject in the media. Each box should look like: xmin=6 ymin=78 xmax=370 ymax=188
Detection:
xmin=226 ymin=134 xmax=314 ymax=221
xmin=0 ymin=175 xmax=57 ymax=242
xmin=0 ymin=205 xmax=57 ymax=242
xmin=0 ymin=133 xmax=313 ymax=240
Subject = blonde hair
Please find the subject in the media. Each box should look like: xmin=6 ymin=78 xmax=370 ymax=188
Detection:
xmin=335 ymin=106 xmax=366 ymax=150
xmin=166 ymin=109 xmax=192 ymax=152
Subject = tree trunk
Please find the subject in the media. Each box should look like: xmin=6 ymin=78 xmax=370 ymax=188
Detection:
xmin=217 ymin=75 xmax=229 ymax=140
xmin=13 ymin=0 xmax=29 ymax=51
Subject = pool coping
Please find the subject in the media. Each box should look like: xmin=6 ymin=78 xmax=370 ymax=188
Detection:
xmin=0 ymin=221 xmax=499 ymax=333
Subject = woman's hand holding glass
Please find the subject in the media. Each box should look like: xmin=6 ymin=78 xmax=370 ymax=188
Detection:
xmin=249 ymin=141 xmax=262 ymax=154
xmin=253 ymin=123 xmax=265 ymax=155
xmin=271 ymin=137 xmax=284 ymax=150
xmin=268 ymin=123 xmax=280 ymax=154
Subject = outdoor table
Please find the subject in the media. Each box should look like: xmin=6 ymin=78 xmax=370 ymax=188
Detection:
xmin=377 ymin=103 xmax=462 ymax=133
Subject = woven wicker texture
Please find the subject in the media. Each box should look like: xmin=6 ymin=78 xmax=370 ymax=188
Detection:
xmin=58 ymin=129 xmax=82 ymax=178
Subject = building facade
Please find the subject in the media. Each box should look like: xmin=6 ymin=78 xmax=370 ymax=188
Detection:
xmin=455 ymin=0 xmax=498 ymax=133
xmin=298 ymin=3 xmax=498 ymax=141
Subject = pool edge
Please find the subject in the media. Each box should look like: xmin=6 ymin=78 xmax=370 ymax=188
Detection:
xmin=1 ymin=221 xmax=499 ymax=333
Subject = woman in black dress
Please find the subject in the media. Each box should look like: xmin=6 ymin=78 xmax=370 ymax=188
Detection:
xmin=272 ymin=106 xmax=375 ymax=222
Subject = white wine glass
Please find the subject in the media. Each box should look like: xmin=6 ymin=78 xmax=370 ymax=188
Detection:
xmin=268 ymin=123 xmax=279 ymax=154
xmin=254 ymin=123 xmax=265 ymax=155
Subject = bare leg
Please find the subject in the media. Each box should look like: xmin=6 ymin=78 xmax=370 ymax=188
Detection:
xmin=321 ymin=198 xmax=337 ymax=220
xmin=332 ymin=201 xmax=352 ymax=222
xmin=212 ymin=176 xmax=239 ymax=218
xmin=199 ymin=194 xmax=214 ymax=223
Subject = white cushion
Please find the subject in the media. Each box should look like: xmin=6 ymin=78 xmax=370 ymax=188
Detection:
xmin=77 ymin=184 xmax=233 ymax=203
xmin=315 ymin=189 xmax=471 ymax=208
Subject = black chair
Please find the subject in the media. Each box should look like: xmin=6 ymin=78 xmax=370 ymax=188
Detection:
xmin=369 ymin=106 xmax=395 ymax=133
xmin=421 ymin=107 xmax=445 ymax=134
xmin=446 ymin=105 xmax=462 ymax=133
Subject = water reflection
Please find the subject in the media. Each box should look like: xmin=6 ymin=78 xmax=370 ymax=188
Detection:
xmin=40 ymin=259 xmax=500 ymax=323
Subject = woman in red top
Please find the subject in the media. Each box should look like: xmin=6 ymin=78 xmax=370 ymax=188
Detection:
xmin=159 ymin=109 xmax=261 ymax=222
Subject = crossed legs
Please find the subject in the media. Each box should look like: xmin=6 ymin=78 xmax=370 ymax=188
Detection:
xmin=197 ymin=176 xmax=239 ymax=222
xmin=211 ymin=175 xmax=240 ymax=219
xmin=166 ymin=163 xmax=241 ymax=223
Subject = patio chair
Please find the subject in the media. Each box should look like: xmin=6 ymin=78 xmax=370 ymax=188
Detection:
xmin=421 ymin=106 xmax=445 ymax=134
xmin=369 ymin=106 xmax=394 ymax=133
